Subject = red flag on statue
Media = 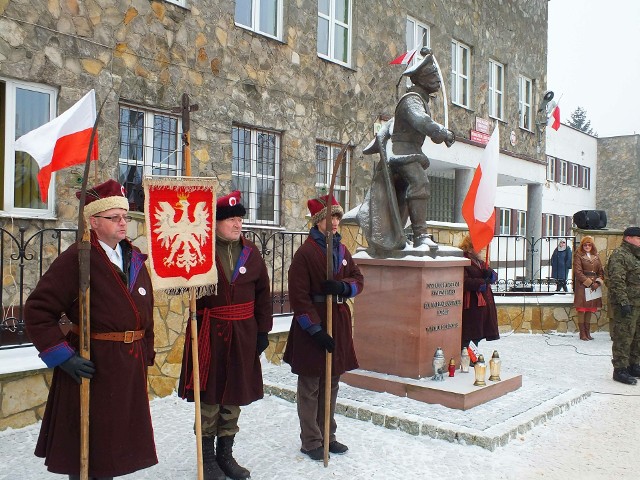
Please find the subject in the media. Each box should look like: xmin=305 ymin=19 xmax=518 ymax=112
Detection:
xmin=390 ymin=48 xmax=418 ymax=65
xmin=462 ymin=124 xmax=500 ymax=252
xmin=13 ymin=90 xmax=98 ymax=202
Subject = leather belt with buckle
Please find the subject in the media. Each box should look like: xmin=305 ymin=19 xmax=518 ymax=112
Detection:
xmin=70 ymin=324 xmax=145 ymax=343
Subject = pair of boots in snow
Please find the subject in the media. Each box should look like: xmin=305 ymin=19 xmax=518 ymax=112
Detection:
xmin=202 ymin=435 xmax=249 ymax=480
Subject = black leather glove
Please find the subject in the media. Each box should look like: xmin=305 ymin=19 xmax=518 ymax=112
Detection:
xmin=257 ymin=332 xmax=269 ymax=355
xmin=59 ymin=354 xmax=95 ymax=384
xmin=321 ymin=280 xmax=348 ymax=296
xmin=621 ymin=305 xmax=633 ymax=316
xmin=311 ymin=330 xmax=335 ymax=353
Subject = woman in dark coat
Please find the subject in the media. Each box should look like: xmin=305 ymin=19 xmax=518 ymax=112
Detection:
xmin=573 ymin=235 xmax=604 ymax=340
xmin=459 ymin=235 xmax=499 ymax=352
xmin=284 ymin=194 xmax=364 ymax=461
xmin=551 ymin=239 xmax=572 ymax=292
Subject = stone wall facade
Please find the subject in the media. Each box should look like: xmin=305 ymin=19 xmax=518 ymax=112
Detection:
xmin=596 ymin=135 xmax=640 ymax=230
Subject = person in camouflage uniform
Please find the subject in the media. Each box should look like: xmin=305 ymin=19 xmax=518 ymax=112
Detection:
xmin=606 ymin=226 xmax=640 ymax=385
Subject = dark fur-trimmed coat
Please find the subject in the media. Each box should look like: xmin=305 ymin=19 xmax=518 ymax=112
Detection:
xmin=24 ymin=232 xmax=156 ymax=477
xmin=284 ymin=234 xmax=364 ymax=377
xmin=462 ymin=252 xmax=500 ymax=345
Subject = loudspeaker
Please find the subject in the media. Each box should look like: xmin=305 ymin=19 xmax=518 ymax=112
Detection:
xmin=573 ymin=210 xmax=607 ymax=229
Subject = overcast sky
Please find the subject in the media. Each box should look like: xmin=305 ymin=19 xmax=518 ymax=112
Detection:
xmin=547 ymin=0 xmax=640 ymax=137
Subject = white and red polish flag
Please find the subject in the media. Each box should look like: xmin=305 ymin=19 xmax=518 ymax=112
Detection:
xmin=549 ymin=104 xmax=561 ymax=131
xmin=14 ymin=89 xmax=98 ymax=202
xmin=462 ymin=124 xmax=500 ymax=252
xmin=390 ymin=48 xmax=418 ymax=65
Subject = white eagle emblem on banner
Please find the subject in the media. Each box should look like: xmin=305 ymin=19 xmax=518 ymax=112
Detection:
xmin=153 ymin=193 xmax=211 ymax=272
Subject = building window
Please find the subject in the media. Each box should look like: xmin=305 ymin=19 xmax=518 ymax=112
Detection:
xmin=317 ymin=0 xmax=352 ymax=66
xmin=498 ymin=208 xmax=511 ymax=235
xmin=2 ymin=79 xmax=57 ymax=216
xmin=406 ymin=17 xmax=430 ymax=65
xmin=580 ymin=166 xmax=590 ymax=189
xmin=546 ymin=156 xmax=555 ymax=182
xmin=118 ymin=105 xmax=181 ymax=212
xmin=235 ymin=0 xmax=282 ymax=40
xmin=488 ymin=60 xmax=504 ymax=120
xmin=544 ymin=213 xmax=555 ymax=237
xmin=570 ymin=164 xmax=579 ymax=187
xmin=518 ymin=76 xmax=533 ymax=131
xmin=232 ymin=125 xmax=281 ymax=225
xmin=558 ymin=160 xmax=568 ymax=184
xmin=451 ymin=40 xmax=470 ymax=108
xmin=315 ymin=141 xmax=350 ymax=209
xmin=559 ymin=215 xmax=567 ymax=236
xmin=516 ymin=210 xmax=527 ymax=237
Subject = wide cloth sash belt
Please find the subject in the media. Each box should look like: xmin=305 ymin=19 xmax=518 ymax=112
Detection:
xmin=311 ymin=294 xmax=345 ymax=304
xmin=200 ymin=301 xmax=255 ymax=321
xmin=70 ymin=323 xmax=145 ymax=343
xmin=583 ymin=271 xmax=597 ymax=276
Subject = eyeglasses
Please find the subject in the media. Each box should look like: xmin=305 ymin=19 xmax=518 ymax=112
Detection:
xmin=93 ymin=214 xmax=133 ymax=223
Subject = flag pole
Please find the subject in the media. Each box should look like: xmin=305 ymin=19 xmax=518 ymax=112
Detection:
xmin=174 ymin=93 xmax=204 ymax=480
xmin=323 ymin=144 xmax=348 ymax=467
xmin=77 ymin=91 xmax=105 ymax=480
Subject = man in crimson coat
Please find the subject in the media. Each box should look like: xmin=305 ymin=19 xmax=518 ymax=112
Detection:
xmin=178 ymin=190 xmax=272 ymax=480
xmin=284 ymin=194 xmax=364 ymax=461
xmin=24 ymin=180 xmax=157 ymax=480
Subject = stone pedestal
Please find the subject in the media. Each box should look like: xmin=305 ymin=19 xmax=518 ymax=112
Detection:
xmin=344 ymin=251 xmax=522 ymax=410
xmin=352 ymin=254 xmax=468 ymax=379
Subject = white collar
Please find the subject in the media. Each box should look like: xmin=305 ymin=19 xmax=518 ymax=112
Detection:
xmin=98 ymin=240 xmax=123 ymax=270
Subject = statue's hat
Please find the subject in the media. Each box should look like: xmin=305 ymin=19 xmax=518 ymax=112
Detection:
xmin=403 ymin=47 xmax=438 ymax=77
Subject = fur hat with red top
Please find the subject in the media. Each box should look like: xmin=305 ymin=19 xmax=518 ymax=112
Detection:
xmin=308 ymin=194 xmax=344 ymax=226
xmin=76 ymin=179 xmax=129 ymax=218
xmin=216 ymin=190 xmax=247 ymax=220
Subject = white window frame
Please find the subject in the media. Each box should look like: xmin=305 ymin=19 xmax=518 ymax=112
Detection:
xmin=232 ymin=125 xmax=281 ymax=225
xmin=451 ymin=40 xmax=470 ymax=108
xmin=518 ymin=75 xmax=533 ymax=131
xmin=546 ymin=156 xmax=556 ymax=182
xmin=315 ymin=141 xmax=351 ymax=209
xmin=516 ymin=210 xmax=527 ymax=237
xmin=488 ymin=60 xmax=504 ymax=120
xmin=2 ymin=78 xmax=57 ymax=218
xmin=571 ymin=164 xmax=579 ymax=187
xmin=234 ymin=0 xmax=283 ymax=40
xmin=559 ymin=215 xmax=567 ymax=236
xmin=545 ymin=213 xmax=555 ymax=237
xmin=559 ymin=160 xmax=568 ymax=184
xmin=317 ymin=0 xmax=352 ymax=67
xmin=406 ymin=17 xmax=430 ymax=66
xmin=581 ymin=166 xmax=590 ymax=189
xmin=118 ymin=104 xmax=182 ymax=212
xmin=498 ymin=208 xmax=511 ymax=235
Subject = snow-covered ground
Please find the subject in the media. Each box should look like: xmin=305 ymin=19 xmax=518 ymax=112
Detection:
xmin=2 ymin=332 xmax=640 ymax=480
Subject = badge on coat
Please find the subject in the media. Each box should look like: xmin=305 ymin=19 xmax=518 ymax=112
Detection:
xmin=239 ymin=266 xmax=247 ymax=274
xmin=138 ymin=287 xmax=147 ymax=296
xmin=342 ymin=259 xmax=347 ymax=266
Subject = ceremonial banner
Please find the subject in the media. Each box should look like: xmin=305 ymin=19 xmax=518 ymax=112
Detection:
xmin=144 ymin=176 xmax=217 ymax=296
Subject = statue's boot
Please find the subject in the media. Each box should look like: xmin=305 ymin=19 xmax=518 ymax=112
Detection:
xmin=408 ymin=199 xmax=437 ymax=251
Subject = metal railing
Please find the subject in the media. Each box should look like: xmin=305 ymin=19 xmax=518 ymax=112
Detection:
xmin=0 ymin=225 xmax=576 ymax=349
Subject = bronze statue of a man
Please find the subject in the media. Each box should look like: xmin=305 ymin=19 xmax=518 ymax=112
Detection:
xmin=357 ymin=48 xmax=455 ymax=253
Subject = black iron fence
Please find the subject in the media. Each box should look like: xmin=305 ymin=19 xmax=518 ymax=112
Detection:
xmin=0 ymin=225 xmax=307 ymax=350
xmin=0 ymin=226 xmax=576 ymax=350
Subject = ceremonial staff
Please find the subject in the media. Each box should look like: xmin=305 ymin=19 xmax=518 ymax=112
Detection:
xmin=173 ymin=93 xmax=205 ymax=480
xmin=323 ymin=144 xmax=348 ymax=466
xmin=76 ymin=96 xmax=106 ymax=480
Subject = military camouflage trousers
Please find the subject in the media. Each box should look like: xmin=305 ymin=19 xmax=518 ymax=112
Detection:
xmin=611 ymin=304 xmax=640 ymax=369
xmin=198 ymin=403 xmax=241 ymax=437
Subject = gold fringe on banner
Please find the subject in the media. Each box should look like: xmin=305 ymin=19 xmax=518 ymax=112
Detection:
xmin=143 ymin=176 xmax=218 ymax=298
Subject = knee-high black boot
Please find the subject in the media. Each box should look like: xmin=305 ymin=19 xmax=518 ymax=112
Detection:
xmin=202 ymin=436 xmax=226 ymax=480
xmin=217 ymin=435 xmax=250 ymax=479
